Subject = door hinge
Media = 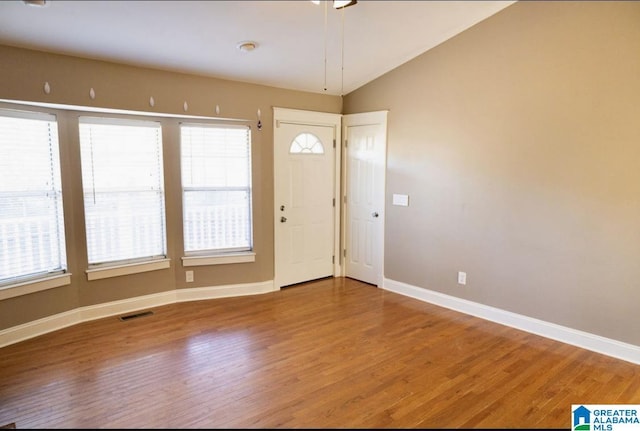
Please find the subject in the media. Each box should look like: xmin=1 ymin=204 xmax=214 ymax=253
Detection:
xmin=344 ymin=249 xmax=347 ymax=257
xmin=333 ymin=198 xmax=335 ymax=207
xmin=345 ymin=139 xmax=348 ymax=148
xmin=333 ymin=139 xmax=336 ymax=148
xmin=332 ymin=255 xmax=335 ymax=264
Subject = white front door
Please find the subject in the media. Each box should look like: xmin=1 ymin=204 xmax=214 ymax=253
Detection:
xmin=343 ymin=111 xmax=388 ymax=286
xmin=274 ymin=108 xmax=341 ymax=289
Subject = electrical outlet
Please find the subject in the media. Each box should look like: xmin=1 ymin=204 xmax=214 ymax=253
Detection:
xmin=457 ymin=271 xmax=467 ymax=285
xmin=186 ymin=270 xmax=194 ymax=283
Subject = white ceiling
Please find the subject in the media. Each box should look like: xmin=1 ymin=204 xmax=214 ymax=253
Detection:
xmin=0 ymin=0 xmax=515 ymax=96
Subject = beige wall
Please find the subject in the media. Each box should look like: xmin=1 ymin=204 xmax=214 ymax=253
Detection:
xmin=344 ymin=1 xmax=640 ymax=346
xmin=0 ymin=45 xmax=341 ymax=330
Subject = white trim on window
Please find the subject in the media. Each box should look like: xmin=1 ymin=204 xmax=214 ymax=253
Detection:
xmin=180 ymin=122 xmax=253 ymax=255
xmin=79 ymin=116 xmax=167 ymax=266
xmin=86 ymin=258 xmax=170 ymax=281
xmin=0 ymin=273 xmax=72 ymax=301
xmin=181 ymin=252 xmax=256 ymax=267
xmin=0 ymin=108 xmax=68 ymax=287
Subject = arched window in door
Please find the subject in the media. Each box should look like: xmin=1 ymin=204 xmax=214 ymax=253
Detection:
xmin=289 ymin=132 xmax=324 ymax=154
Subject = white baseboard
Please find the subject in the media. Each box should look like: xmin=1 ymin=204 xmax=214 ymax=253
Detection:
xmin=383 ymin=278 xmax=640 ymax=365
xmin=79 ymin=290 xmax=178 ymax=323
xmin=0 ymin=309 xmax=81 ymax=349
xmin=176 ymin=280 xmax=276 ymax=302
xmin=0 ymin=280 xmax=278 ymax=349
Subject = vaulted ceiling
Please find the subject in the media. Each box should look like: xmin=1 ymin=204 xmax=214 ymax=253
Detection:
xmin=0 ymin=1 xmax=515 ymax=96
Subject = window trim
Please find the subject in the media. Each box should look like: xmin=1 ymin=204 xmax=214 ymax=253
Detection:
xmin=0 ymin=273 xmax=72 ymax=301
xmin=180 ymin=122 xmax=254 ymax=258
xmin=0 ymin=100 xmax=261 ymax=296
xmin=79 ymin=116 xmax=168 ymax=267
xmin=85 ymin=258 xmax=170 ymax=281
xmin=181 ymin=252 xmax=255 ymax=267
xmin=0 ymin=107 xmax=68 ymax=287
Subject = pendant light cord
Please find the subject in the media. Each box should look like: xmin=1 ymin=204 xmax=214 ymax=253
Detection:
xmin=323 ymin=0 xmax=328 ymax=92
xmin=341 ymin=6 xmax=345 ymax=96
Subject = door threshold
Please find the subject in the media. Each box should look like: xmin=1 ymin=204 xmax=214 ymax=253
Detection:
xmin=280 ymin=275 xmax=334 ymax=289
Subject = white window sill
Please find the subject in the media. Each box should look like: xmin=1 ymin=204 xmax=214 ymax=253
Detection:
xmin=86 ymin=258 xmax=171 ymax=281
xmin=0 ymin=273 xmax=72 ymax=301
xmin=182 ymin=252 xmax=256 ymax=267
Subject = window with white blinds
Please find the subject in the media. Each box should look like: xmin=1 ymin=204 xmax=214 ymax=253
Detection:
xmin=0 ymin=110 xmax=67 ymax=286
xmin=180 ymin=124 xmax=252 ymax=254
xmin=79 ymin=117 xmax=167 ymax=266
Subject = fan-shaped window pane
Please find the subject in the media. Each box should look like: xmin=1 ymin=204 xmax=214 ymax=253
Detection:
xmin=289 ymin=133 xmax=324 ymax=154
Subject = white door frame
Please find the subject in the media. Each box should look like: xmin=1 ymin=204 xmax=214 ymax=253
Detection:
xmin=273 ymin=107 xmax=342 ymax=288
xmin=341 ymin=110 xmax=388 ymax=286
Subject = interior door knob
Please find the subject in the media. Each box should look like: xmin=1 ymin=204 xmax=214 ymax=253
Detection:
xmin=372 ymin=212 xmax=379 ymax=218
xmin=280 ymin=216 xmax=287 ymax=223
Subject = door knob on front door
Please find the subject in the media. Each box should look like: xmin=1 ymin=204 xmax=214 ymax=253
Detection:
xmin=372 ymin=212 xmax=379 ymax=218
xmin=280 ymin=216 xmax=287 ymax=223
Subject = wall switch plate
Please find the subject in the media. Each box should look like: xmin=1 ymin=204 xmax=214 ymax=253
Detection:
xmin=392 ymin=194 xmax=409 ymax=206
xmin=186 ymin=270 xmax=194 ymax=283
xmin=458 ymin=271 xmax=467 ymax=285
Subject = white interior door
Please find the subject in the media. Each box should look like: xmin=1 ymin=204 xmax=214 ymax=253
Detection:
xmin=274 ymin=108 xmax=340 ymax=289
xmin=343 ymin=111 xmax=387 ymax=286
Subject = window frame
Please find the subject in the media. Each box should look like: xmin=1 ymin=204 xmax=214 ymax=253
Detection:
xmin=78 ymin=115 xmax=168 ymax=271
xmin=0 ymin=107 xmax=70 ymax=292
xmin=179 ymin=122 xmax=254 ymax=263
xmin=0 ymin=100 xmax=260 ymax=292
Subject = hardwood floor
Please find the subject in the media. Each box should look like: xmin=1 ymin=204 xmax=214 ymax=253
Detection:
xmin=1 ymin=277 xmax=638 ymax=428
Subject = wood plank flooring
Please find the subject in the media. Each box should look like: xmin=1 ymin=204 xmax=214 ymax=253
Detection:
xmin=1 ymin=277 xmax=639 ymax=428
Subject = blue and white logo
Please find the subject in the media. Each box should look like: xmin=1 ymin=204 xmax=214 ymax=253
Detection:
xmin=573 ymin=405 xmax=591 ymax=431
xmin=572 ymin=405 xmax=640 ymax=431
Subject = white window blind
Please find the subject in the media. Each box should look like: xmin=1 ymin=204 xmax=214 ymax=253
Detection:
xmin=180 ymin=124 xmax=252 ymax=254
xmin=79 ymin=117 xmax=166 ymax=266
xmin=0 ymin=109 xmax=67 ymax=286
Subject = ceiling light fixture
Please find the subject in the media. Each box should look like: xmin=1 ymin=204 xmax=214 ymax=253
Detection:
xmin=22 ymin=0 xmax=48 ymax=6
xmin=311 ymin=0 xmax=357 ymax=9
xmin=237 ymin=41 xmax=257 ymax=53
xmin=333 ymin=0 xmax=357 ymax=9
